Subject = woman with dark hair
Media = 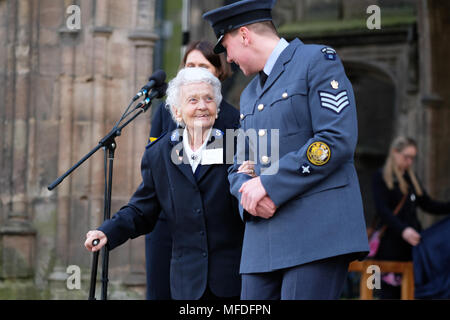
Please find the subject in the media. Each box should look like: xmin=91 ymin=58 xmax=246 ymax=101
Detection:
xmin=372 ymin=136 xmax=450 ymax=299
xmin=145 ymin=40 xmax=239 ymax=300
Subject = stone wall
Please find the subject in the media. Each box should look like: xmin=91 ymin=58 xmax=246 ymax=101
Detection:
xmin=0 ymin=0 xmax=158 ymax=299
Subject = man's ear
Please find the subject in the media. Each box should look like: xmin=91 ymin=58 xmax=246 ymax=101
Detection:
xmin=239 ymin=26 xmax=251 ymax=46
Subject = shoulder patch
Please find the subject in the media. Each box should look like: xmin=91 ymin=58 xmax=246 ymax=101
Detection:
xmin=214 ymin=129 xmax=224 ymax=138
xmin=307 ymin=141 xmax=331 ymax=166
xmin=145 ymin=131 xmax=167 ymax=149
xmin=169 ymin=129 xmax=187 ymax=144
xmin=321 ymin=47 xmax=337 ymax=61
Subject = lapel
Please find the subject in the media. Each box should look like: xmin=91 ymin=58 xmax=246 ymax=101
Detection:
xmin=193 ymin=145 xmax=215 ymax=182
xmin=168 ymin=129 xmax=197 ymax=187
xmin=258 ymin=38 xmax=303 ymax=98
xmin=194 ymin=128 xmax=225 ymax=182
xmin=167 ymin=128 xmax=224 ymax=186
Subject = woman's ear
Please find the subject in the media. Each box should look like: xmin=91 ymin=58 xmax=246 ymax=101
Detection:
xmin=173 ymin=106 xmax=182 ymax=123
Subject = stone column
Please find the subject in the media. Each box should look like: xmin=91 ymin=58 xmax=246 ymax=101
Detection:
xmin=47 ymin=0 xmax=83 ymax=298
xmin=0 ymin=0 xmax=36 ymax=281
xmin=121 ymin=0 xmax=159 ymax=296
xmin=416 ymin=0 xmax=450 ymax=228
xmin=0 ymin=0 xmax=158 ymax=299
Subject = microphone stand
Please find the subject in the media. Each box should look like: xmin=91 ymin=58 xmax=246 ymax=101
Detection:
xmin=48 ymin=89 xmax=160 ymax=300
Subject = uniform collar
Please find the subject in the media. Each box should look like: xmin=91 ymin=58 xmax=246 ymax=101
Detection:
xmin=263 ymin=38 xmax=289 ymax=76
xmin=257 ymin=38 xmax=303 ymax=96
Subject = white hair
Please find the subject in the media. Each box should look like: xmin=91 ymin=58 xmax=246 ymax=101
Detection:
xmin=165 ymin=67 xmax=222 ymax=127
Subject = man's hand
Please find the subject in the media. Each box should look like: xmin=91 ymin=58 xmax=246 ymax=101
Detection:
xmin=254 ymin=196 xmax=277 ymax=219
xmin=239 ymin=177 xmax=276 ymax=218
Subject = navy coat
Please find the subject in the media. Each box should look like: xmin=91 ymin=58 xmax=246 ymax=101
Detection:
xmin=145 ymin=100 xmax=240 ymax=299
xmin=228 ymin=38 xmax=369 ymax=274
xmin=99 ymin=123 xmax=244 ymax=299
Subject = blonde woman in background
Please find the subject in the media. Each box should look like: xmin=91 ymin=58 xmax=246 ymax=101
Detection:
xmin=372 ymin=136 xmax=450 ymax=299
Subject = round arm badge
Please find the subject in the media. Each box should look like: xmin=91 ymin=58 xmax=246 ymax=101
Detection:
xmin=307 ymin=141 xmax=331 ymax=166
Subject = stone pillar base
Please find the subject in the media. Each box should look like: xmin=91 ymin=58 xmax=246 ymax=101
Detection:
xmin=0 ymin=279 xmax=44 ymax=299
xmin=47 ymin=266 xmax=89 ymax=300
xmin=0 ymin=221 xmax=36 ymax=280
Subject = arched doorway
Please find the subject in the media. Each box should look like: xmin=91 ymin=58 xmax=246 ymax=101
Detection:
xmin=344 ymin=61 xmax=397 ymax=225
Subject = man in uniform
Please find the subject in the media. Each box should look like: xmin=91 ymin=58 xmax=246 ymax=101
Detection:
xmin=203 ymin=0 xmax=369 ymax=299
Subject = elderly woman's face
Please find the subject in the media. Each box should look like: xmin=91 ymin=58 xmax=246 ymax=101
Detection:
xmin=176 ymin=82 xmax=217 ymax=131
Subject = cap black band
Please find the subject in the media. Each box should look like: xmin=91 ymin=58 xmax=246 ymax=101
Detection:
xmin=212 ymin=9 xmax=272 ymax=38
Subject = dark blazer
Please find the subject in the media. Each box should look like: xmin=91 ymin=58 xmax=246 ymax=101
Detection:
xmin=145 ymin=100 xmax=240 ymax=299
xmin=99 ymin=121 xmax=244 ymax=300
xmin=372 ymin=168 xmax=450 ymax=261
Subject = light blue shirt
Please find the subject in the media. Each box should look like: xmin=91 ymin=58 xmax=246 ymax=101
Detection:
xmin=263 ymin=38 xmax=289 ymax=76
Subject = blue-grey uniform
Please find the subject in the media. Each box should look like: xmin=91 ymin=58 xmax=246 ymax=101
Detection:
xmin=230 ymin=39 xmax=369 ymax=273
xmin=98 ymin=127 xmax=244 ymax=300
xmin=204 ymin=0 xmax=369 ymax=299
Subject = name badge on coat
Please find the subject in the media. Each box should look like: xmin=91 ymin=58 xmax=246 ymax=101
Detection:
xmin=201 ymin=148 xmax=223 ymax=165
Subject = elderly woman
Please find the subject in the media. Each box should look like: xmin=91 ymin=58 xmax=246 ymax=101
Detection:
xmin=145 ymin=40 xmax=239 ymax=300
xmin=84 ymin=67 xmax=244 ymax=300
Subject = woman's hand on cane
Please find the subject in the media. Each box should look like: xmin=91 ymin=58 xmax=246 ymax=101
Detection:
xmin=85 ymin=230 xmax=108 ymax=252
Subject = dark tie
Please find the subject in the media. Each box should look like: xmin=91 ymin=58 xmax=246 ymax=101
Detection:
xmin=259 ymin=71 xmax=268 ymax=87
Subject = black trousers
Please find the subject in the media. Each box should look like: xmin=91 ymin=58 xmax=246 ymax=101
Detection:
xmin=200 ymin=286 xmax=239 ymax=301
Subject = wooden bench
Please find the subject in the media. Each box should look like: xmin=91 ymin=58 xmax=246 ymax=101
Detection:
xmin=348 ymin=260 xmax=414 ymax=299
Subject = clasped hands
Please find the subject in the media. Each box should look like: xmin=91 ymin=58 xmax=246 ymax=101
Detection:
xmin=237 ymin=161 xmax=276 ymax=219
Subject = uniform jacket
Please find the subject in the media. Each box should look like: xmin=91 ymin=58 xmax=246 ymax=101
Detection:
xmin=228 ymin=38 xmax=369 ymax=274
xmin=99 ymin=124 xmax=244 ymax=300
xmin=147 ymin=101 xmax=240 ymax=225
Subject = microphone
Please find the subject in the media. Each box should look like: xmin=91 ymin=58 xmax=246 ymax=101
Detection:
xmin=135 ymin=82 xmax=168 ymax=110
xmin=154 ymin=82 xmax=168 ymax=99
xmin=132 ymin=70 xmax=166 ymax=101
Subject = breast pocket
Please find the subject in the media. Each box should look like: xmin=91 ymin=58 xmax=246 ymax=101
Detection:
xmin=239 ymin=95 xmax=257 ymax=131
xmin=269 ymin=79 xmax=311 ymax=136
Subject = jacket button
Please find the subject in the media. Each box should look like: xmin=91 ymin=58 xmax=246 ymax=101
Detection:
xmin=258 ymin=129 xmax=266 ymax=137
xmin=261 ymin=155 xmax=270 ymax=164
xmin=202 ymin=252 xmax=207 ymax=257
xmin=240 ymin=114 xmax=244 ymax=120
xmin=282 ymin=92 xmax=288 ymax=99
xmin=257 ymin=104 xmax=264 ymax=111
xmin=195 ymin=209 xmax=201 ymax=214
